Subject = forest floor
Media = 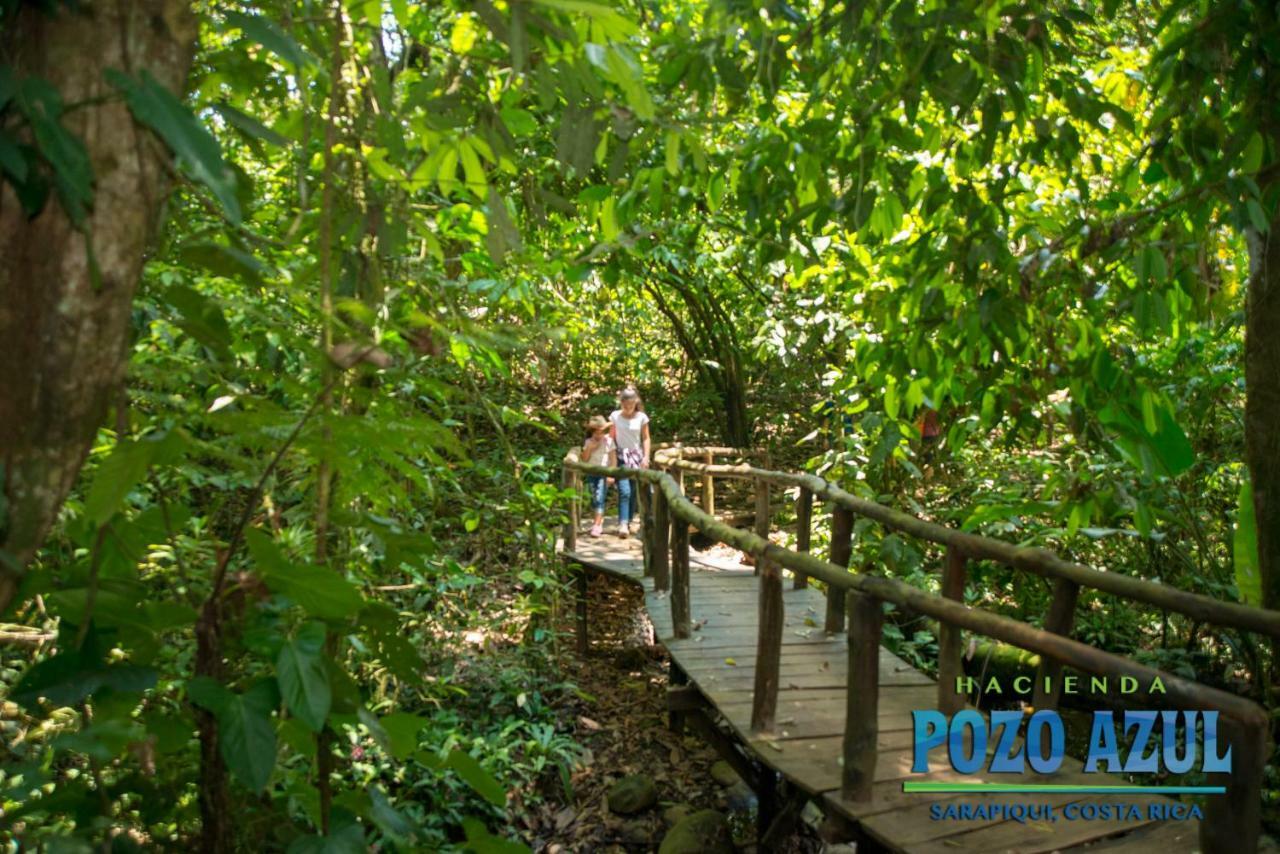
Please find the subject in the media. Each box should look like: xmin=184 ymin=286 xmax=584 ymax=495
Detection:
xmin=537 ymin=571 xmax=825 ymax=853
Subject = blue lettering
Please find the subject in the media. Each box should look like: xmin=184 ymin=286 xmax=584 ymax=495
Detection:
xmin=1201 ymin=711 xmax=1232 ymax=773
xmin=1085 ymin=711 xmax=1121 ymax=772
xmin=1122 ymin=711 xmax=1158 ymax=773
xmin=1026 ymin=709 xmax=1065 ymax=774
xmin=949 ymin=710 xmax=987 ymax=774
xmin=988 ymin=710 xmax=1025 ymax=773
xmin=1161 ymin=711 xmax=1197 ymax=774
xmin=912 ymin=710 xmax=948 ymax=772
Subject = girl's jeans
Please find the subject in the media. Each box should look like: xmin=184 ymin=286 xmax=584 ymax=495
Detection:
xmin=586 ymin=476 xmax=608 ymax=514
xmin=617 ymin=448 xmax=644 ymax=525
xmin=616 ymin=474 xmax=636 ymax=525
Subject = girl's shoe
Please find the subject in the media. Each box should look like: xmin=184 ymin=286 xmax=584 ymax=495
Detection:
xmin=629 ymin=519 xmax=642 ymax=535
xmin=617 ymin=523 xmax=630 ymax=538
xmin=590 ymin=522 xmax=603 ymax=537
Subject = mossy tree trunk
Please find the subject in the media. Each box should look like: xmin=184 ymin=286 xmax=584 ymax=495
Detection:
xmin=0 ymin=1 xmax=196 ymax=615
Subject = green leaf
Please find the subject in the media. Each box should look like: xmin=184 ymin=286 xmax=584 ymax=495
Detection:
xmin=19 ymin=77 xmax=92 ymax=224
xmin=461 ymin=818 xmax=531 ymax=854
xmin=368 ymin=787 xmax=417 ymax=841
xmin=224 ymin=10 xmax=316 ymax=68
xmin=277 ymin=622 xmax=331 ymax=732
xmin=247 ymin=529 xmax=364 ymax=620
xmin=531 ymin=0 xmax=637 ymax=36
xmin=213 ymin=103 xmax=290 ymax=148
xmin=0 ymin=133 xmax=28 ymax=182
xmin=189 ymin=677 xmax=279 ymax=791
xmin=1147 ymin=406 xmax=1194 ymax=476
xmin=447 ymin=750 xmax=508 ymax=807
xmin=459 ymin=138 xmax=486 ymax=195
xmin=1246 ymin=198 xmax=1270 ymax=233
xmin=107 ymin=70 xmax=241 ymax=225
xmin=84 ymin=431 xmax=185 ymax=525
xmin=1235 ymin=475 xmax=1261 ymax=606
xmin=0 ymin=66 xmax=15 ymax=110
xmin=451 ymin=13 xmax=479 ymax=53
xmin=286 ymin=814 xmax=366 ymax=854
xmin=164 ymin=284 xmax=233 ymax=359
xmin=12 ymin=629 xmax=156 ymax=710
xmin=378 ymin=713 xmax=427 ymax=761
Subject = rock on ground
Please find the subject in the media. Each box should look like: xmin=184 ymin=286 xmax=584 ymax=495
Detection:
xmin=659 ymin=809 xmax=735 ymax=854
xmin=710 ymin=760 xmax=742 ymax=787
xmin=606 ymin=774 xmax=658 ymax=815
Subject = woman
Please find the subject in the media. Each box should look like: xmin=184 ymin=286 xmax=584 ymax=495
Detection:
xmin=609 ymin=387 xmax=651 ymax=538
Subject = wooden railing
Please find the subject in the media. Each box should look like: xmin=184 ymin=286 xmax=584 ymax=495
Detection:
xmin=560 ymin=445 xmax=1278 ymax=853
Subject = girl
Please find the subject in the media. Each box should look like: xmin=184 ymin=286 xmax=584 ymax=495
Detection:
xmin=581 ymin=415 xmax=616 ymax=537
xmin=609 ymin=387 xmax=651 ymax=537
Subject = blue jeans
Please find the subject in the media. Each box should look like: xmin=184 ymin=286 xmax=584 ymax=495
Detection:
xmin=586 ymin=476 xmax=608 ymax=514
xmin=617 ymin=470 xmax=640 ymax=525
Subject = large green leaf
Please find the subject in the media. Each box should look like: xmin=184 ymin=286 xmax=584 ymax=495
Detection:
xmin=187 ymin=677 xmax=279 ymax=791
xmin=1234 ymin=475 xmax=1261 ymax=606
xmin=106 ymin=70 xmax=241 ymax=225
xmin=447 ymin=750 xmax=508 ymax=807
xmin=19 ymin=77 xmax=92 ymax=224
xmin=223 ymin=10 xmax=317 ymax=69
xmin=276 ymin=622 xmax=331 ymax=732
xmin=84 ymin=431 xmax=185 ymax=525
xmin=11 ymin=630 xmax=156 ymax=710
xmin=247 ymin=529 xmax=363 ymax=620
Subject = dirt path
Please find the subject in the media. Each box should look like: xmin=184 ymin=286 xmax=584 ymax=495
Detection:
xmin=538 ymin=571 xmax=824 ymax=853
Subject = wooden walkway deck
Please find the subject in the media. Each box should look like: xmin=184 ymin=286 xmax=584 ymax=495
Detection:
xmin=560 ymin=534 xmax=1201 ymax=853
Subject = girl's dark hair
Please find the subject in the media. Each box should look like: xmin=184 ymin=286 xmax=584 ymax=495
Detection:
xmin=619 ymin=386 xmax=644 ymax=412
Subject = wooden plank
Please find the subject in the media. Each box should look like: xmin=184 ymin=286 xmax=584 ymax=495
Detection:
xmin=1072 ymin=820 xmax=1200 ymax=851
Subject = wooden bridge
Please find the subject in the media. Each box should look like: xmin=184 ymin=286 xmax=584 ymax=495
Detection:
xmin=558 ymin=446 xmax=1280 ymax=853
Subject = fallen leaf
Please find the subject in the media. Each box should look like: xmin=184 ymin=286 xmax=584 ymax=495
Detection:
xmin=724 ymin=658 xmax=737 ymax=666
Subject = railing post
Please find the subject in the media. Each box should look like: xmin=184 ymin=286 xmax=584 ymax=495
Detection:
xmin=574 ymin=566 xmax=589 ymax=654
xmin=1032 ymin=578 xmax=1080 ymax=712
xmin=702 ymin=451 xmax=715 ymax=516
xmin=638 ymin=477 xmax=653 ymax=577
xmin=794 ymin=487 xmax=813 ymax=588
xmin=936 ymin=546 xmax=967 ymax=715
xmin=652 ymin=485 xmax=671 ymax=591
xmin=753 ymin=477 xmax=771 ymax=576
xmin=843 ymin=588 xmax=881 ymax=801
xmin=826 ymin=505 xmax=854 ymax=633
xmin=1202 ymin=718 xmax=1266 ymax=853
xmin=751 ymin=479 xmax=782 ymax=732
xmin=561 ymin=466 xmax=578 ymax=552
xmin=670 ymin=501 xmax=692 ymax=639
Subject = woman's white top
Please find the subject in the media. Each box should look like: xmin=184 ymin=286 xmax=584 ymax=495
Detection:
xmin=610 ymin=409 xmax=650 ymax=451
xmin=583 ymin=435 xmax=614 ymax=466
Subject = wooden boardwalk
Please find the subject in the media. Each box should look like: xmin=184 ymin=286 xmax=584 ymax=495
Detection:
xmin=561 ymin=534 xmax=1201 ymax=853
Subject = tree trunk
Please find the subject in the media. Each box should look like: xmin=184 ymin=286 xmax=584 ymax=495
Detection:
xmin=0 ymin=1 xmax=196 ymax=615
xmin=1246 ymin=196 xmax=1280 ymax=613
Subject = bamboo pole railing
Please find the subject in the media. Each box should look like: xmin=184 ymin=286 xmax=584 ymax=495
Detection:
xmin=560 ymin=446 xmax=1276 ymax=853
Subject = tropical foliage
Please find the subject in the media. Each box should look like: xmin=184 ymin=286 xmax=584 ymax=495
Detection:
xmin=0 ymin=0 xmax=1277 ymax=849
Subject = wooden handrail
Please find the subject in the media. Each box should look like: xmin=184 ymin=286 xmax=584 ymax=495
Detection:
xmin=561 ymin=447 xmax=1272 ymax=851
xmin=651 ymin=448 xmax=1280 ymax=640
